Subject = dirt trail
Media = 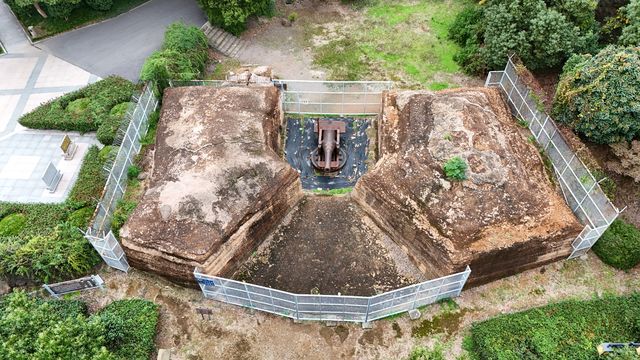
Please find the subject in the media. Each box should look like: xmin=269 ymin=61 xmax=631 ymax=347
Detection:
xmin=77 ymin=253 xmax=638 ymax=360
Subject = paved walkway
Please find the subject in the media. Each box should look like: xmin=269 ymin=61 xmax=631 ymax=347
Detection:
xmin=38 ymin=0 xmax=206 ymax=81
xmin=0 ymin=1 xmax=100 ymax=203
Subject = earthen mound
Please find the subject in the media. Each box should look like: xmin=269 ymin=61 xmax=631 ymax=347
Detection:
xmin=120 ymin=86 xmax=302 ymax=285
xmin=353 ymin=88 xmax=583 ymax=285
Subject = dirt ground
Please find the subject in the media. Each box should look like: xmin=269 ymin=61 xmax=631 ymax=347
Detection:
xmin=75 ymin=252 xmax=639 ymax=360
xmin=235 ymin=195 xmax=421 ymax=296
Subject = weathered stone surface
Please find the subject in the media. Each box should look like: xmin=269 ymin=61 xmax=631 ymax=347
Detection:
xmin=120 ymin=86 xmax=302 ymax=286
xmin=0 ymin=278 xmax=11 ymax=296
xmin=353 ymin=88 xmax=583 ymax=286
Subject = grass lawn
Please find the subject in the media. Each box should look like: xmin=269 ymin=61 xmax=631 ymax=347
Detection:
xmin=7 ymin=0 xmax=149 ymax=40
xmin=312 ymin=0 xmax=470 ymax=90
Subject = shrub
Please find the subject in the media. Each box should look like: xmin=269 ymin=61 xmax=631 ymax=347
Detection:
xmin=620 ymin=0 xmax=640 ymax=46
xmin=98 ymin=299 xmax=159 ymax=360
xmin=198 ymin=0 xmax=275 ymax=35
xmin=18 ymin=76 xmax=135 ymax=144
xmin=42 ymin=0 xmax=83 ymax=18
xmin=0 ymin=147 xmax=106 ymax=282
xmin=450 ymin=0 xmax=599 ymax=74
xmin=84 ymin=0 xmax=113 ymax=11
xmin=140 ymin=22 xmax=208 ymax=92
xmin=553 ymin=46 xmax=640 ymax=144
xmin=443 ymin=156 xmax=468 ymax=181
xmin=468 ymin=293 xmax=640 ymax=359
xmin=127 ymin=165 xmax=140 ymax=179
xmin=592 ymin=219 xmax=640 ymax=270
xmin=96 ymin=102 xmax=131 ymax=145
xmin=67 ymin=206 xmax=95 ymax=228
xmin=68 ymin=146 xmax=106 ymax=208
xmin=0 ymin=213 xmax=27 ymax=236
xmin=0 ymin=292 xmax=158 ymax=360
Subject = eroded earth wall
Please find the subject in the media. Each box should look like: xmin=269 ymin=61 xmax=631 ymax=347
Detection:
xmin=353 ymin=88 xmax=583 ymax=286
xmin=120 ymin=86 xmax=302 ymax=286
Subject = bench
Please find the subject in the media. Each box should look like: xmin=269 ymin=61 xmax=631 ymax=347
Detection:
xmin=41 ymin=162 xmax=62 ymax=193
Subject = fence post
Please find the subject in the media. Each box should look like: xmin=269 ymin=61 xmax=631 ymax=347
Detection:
xmin=456 ymin=266 xmax=472 ymax=296
xmin=295 ymin=295 xmax=300 ymax=321
xmin=364 ymin=297 xmax=372 ymax=323
xmin=42 ymin=284 xmax=58 ymax=299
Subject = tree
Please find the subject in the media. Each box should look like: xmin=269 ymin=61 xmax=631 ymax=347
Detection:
xmin=620 ymin=0 xmax=640 ymax=46
xmin=14 ymin=0 xmax=82 ymax=19
xmin=553 ymin=46 xmax=640 ymax=144
xmin=197 ymin=0 xmax=274 ymax=35
xmin=449 ymin=0 xmax=599 ymax=74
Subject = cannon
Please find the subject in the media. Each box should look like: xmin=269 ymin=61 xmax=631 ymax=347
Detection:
xmin=310 ymin=119 xmax=347 ymax=173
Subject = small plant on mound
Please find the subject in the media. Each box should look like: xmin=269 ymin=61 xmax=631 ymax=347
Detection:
xmin=0 ymin=213 xmax=27 ymax=236
xmin=592 ymin=219 xmax=640 ymax=270
xmin=443 ymin=156 xmax=467 ymax=181
xmin=553 ymin=46 xmax=640 ymax=144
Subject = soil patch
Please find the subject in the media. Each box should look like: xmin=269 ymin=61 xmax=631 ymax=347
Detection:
xmin=236 ymin=195 xmax=417 ymax=295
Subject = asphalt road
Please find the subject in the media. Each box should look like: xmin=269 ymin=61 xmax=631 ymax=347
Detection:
xmin=38 ymin=0 xmax=206 ymax=81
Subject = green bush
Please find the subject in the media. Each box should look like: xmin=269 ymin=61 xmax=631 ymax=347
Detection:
xmin=85 ymin=0 xmax=113 ymax=11
xmin=42 ymin=0 xmax=83 ymax=18
xmin=198 ymin=0 xmax=274 ymax=35
xmin=592 ymin=219 xmax=640 ymax=270
xmin=99 ymin=299 xmax=159 ymax=360
xmin=127 ymin=165 xmax=140 ymax=179
xmin=443 ymin=156 xmax=468 ymax=181
xmin=0 ymin=146 xmax=106 ymax=282
xmin=553 ymin=46 xmax=640 ymax=144
xmin=68 ymin=146 xmax=106 ymax=208
xmin=0 ymin=292 xmax=158 ymax=360
xmin=67 ymin=206 xmax=95 ymax=228
xmin=18 ymin=76 xmax=134 ymax=144
xmin=0 ymin=213 xmax=27 ymax=236
xmin=140 ymin=22 xmax=208 ymax=92
xmin=450 ymin=0 xmax=599 ymax=74
xmin=620 ymin=0 xmax=640 ymax=46
xmin=467 ymin=293 xmax=640 ymax=359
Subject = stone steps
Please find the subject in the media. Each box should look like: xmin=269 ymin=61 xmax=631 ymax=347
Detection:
xmin=201 ymin=22 xmax=247 ymax=58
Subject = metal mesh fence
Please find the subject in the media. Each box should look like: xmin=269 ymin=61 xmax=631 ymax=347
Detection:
xmin=194 ymin=267 xmax=470 ymax=323
xmin=168 ymin=79 xmax=394 ymax=115
xmin=485 ymin=58 xmax=621 ymax=259
xmin=274 ymin=80 xmax=394 ymax=115
xmin=84 ymin=84 xmax=158 ymax=271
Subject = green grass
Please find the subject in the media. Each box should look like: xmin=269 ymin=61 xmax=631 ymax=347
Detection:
xmin=311 ymin=187 xmax=353 ymax=196
xmin=465 ymin=293 xmax=640 ymax=359
xmin=313 ymin=0 xmax=468 ymax=88
xmin=6 ymin=0 xmax=150 ymax=40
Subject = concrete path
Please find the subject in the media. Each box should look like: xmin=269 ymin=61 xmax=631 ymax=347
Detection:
xmin=0 ymin=1 xmax=100 ymax=203
xmin=38 ymin=0 xmax=206 ymax=81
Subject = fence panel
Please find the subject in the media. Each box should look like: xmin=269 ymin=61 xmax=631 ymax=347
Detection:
xmin=84 ymin=84 xmax=158 ymax=271
xmin=194 ymin=266 xmax=470 ymax=324
xmin=485 ymin=59 xmax=621 ymax=259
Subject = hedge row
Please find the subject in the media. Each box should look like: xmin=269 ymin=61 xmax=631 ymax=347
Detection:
xmin=0 ymin=146 xmax=106 ymax=282
xmin=18 ymin=76 xmax=135 ymax=145
xmin=467 ymin=293 xmax=640 ymax=359
xmin=593 ymin=219 xmax=640 ymax=270
xmin=0 ymin=292 xmax=159 ymax=360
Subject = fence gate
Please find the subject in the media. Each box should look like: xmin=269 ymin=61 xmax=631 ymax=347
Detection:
xmin=273 ymin=80 xmax=393 ymax=115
